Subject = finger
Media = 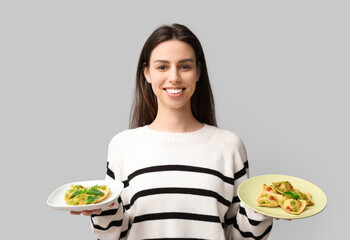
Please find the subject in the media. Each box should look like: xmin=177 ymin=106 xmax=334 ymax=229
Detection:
xmin=70 ymin=211 xmax=82 ymax=215
xmin=82 ymin=210 xmax=92 ymax=216
xmin=91 ymin=209 xmax=102 ymax=215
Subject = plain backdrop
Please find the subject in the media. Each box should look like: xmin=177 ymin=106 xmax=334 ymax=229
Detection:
xmin=1 ymin=0 xmax=349 ymax=239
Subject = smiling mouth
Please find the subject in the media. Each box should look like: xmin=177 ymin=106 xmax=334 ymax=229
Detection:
xmin=164 ymin=88 xmax=185 ymax=94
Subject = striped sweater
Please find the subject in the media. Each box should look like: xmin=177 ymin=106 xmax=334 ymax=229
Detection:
xmin=90 ymin=124 xmax=273 ymax=239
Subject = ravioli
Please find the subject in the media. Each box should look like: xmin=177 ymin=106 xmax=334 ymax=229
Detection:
xmin=293 ymin=189 xmax=314 ymax=206
xmin=272 ymin=181 xmax=294 ymax=194
xmin=273 ymin=193 xmax=288 ymax=204
xmin=279 ymin=199 xmax=307 ymax=215
xmin=257 ymin=181 xmax=313 ymax=215
xmin=256 ymin=184 xmax=279 ymax=207
xmin=64 ymin=184 xmax=110 ymax=205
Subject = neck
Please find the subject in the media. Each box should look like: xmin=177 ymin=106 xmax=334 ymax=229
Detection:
xmin=149 ymin=105 xmax=203 ymax=133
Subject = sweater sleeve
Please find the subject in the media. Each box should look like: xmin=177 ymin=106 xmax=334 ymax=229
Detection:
xmin=90 ymin=196 xmax=128 ymax=240
xmin=90 ymin=134 xmax=130 ymax=240
xmin=224 ymin=136 xmax=273 ymax=240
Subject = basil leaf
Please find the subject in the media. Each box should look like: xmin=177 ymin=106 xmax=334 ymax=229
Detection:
xmin=283 ymin=191 xmax=300 ymax=199
xmin=73 ymin=185 xmax=84 ymax=191
xmin=85 ymin=195 xmax=100 ymax=204
xmin=86 ymin=188 xmax=104 ymax=196
xmin=69 ymin=190 xmax=83 ymax=199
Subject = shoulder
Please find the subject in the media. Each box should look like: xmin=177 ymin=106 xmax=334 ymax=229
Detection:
xmin=207 ymin=125 xmax=248 ymax=169
xmin=108 ymin=126 xmax=147 ymax=149
xmin=208 ymin=125 xmax=245 ymax=150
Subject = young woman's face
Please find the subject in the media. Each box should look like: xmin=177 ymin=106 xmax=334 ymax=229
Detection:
xmin=144 ymin=40 xmax=200 ymax=113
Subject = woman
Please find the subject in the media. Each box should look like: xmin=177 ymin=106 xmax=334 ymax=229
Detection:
xmin=72 ymin=23 xmax=273 ymax=239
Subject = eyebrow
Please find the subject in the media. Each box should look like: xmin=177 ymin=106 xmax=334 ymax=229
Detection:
xmin=153 ymin=58 xmax=195 ymax=64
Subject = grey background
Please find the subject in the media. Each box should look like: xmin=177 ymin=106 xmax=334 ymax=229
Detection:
xmin=1 ymin=0 xmax=348 ymax=239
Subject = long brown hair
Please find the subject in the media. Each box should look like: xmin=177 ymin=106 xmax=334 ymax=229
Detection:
xmin=129 ymin=23 xmax=217 ymax=128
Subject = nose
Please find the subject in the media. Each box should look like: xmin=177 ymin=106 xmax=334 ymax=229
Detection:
xmin=169 ymin=67 xmax=181 ymax=83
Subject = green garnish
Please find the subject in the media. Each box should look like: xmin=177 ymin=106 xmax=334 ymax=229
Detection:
xmin=283 ymin=191 xmax=300 ymax=200
xmin=69 ymin=190 xmax=84 ymax=199
xmin=85 ymin=195 xmax=100 ymax=204
xmin=90 ymin=185 xmax=107 ymax=190
xmin=66 ymin=184 xmax=109 ymax=205
xmin=73 ymin=185 xmax=84 ymax=190
xmin=86 ymin=188 xmax=104 ymax=196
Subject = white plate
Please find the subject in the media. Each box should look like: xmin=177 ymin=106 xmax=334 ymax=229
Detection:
xmin=47 ymin=180 xmax=124 ymax=211
xmin=238 ymin=174 xmax=327 ymax=219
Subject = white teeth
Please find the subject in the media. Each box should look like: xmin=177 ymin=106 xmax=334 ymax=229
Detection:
xmin=166 ymin=88 xmax=183 ymax=94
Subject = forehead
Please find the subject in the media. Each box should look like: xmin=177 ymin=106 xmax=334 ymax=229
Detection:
xmin=150 ymin=40 xmax=196 ymax=62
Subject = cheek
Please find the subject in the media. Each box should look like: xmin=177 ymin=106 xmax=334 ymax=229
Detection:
xmin=186 ymin=73 xmax=199 ymax=88
xmin=150 ymin=78 xmax=162 ymax=91
xmin=150 ymin=83 xmax=159 ymax=95
xmin=187 ymin=71 xmax=199 ymax=81
xmin=149 ymin=77 xmax=164 ymax=96
xmin=149 ymin=72 xmax=165 ymax=85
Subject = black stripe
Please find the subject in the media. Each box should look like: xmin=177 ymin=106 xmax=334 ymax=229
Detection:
xmin=238 ymin=206 xmax=261 ymax=226
xmin=107 ymin=162 xmax=115 ymax=180
xmin=224 ymin=206 xmax=262 ymax=227
xmin=122 ymin=179 xmax=128 ymax=187
xmin=120 ymin=229 xmax=128 ymax=238
xmin=133 ymin=212 xmax=221 ymax=225
xmin=123 ymin=165 xmax=234 ymax=187
xmin=125 ymin=187 xmax=231 ymax=210
xmin=245 ymin=160 xmax=249 ymax=168
xmin=91 ymin=208 xmax=118 ymax=217
xmin=225 ymin=216 xmax=234 ymax=226
xmin=90 ymin=218 xmax=123 ymax=231
xmin=232 ymin=216 xmax=273 ymax=240
xmin=234 ymin=161 xmax=249 ymax=180
xmin=120 ymin=222 xmax=131 ymax=238
xmin=232 ymin=196 xmax=240 ymax=203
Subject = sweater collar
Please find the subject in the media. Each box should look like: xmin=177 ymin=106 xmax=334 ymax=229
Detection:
xmin=141 ymin=124 xmax=215 ymax=142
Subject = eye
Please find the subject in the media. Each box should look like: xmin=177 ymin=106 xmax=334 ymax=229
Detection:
xmin=156 ymin=65 xmax=167 ymax=70
xmin=180 ymin=65 xmax=191 ymax=70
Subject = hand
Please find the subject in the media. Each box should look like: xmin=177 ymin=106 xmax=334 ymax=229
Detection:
xmin=254 ymin=211 xmax=292 ymax=221
xmin=274 ymin=218 xmax=292 ymax=221
xmin=70 ymin=203 xmax=114 ymax=216
xmin=70 ymin=208 xmax=102 ymax=216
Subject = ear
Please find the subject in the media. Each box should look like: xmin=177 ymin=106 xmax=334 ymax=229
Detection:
xmin=143 ymin=66 xmax=151 ymax=83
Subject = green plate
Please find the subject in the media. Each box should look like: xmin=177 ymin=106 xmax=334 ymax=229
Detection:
xmin=237 ymin=174 xmax=327 ymax=219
